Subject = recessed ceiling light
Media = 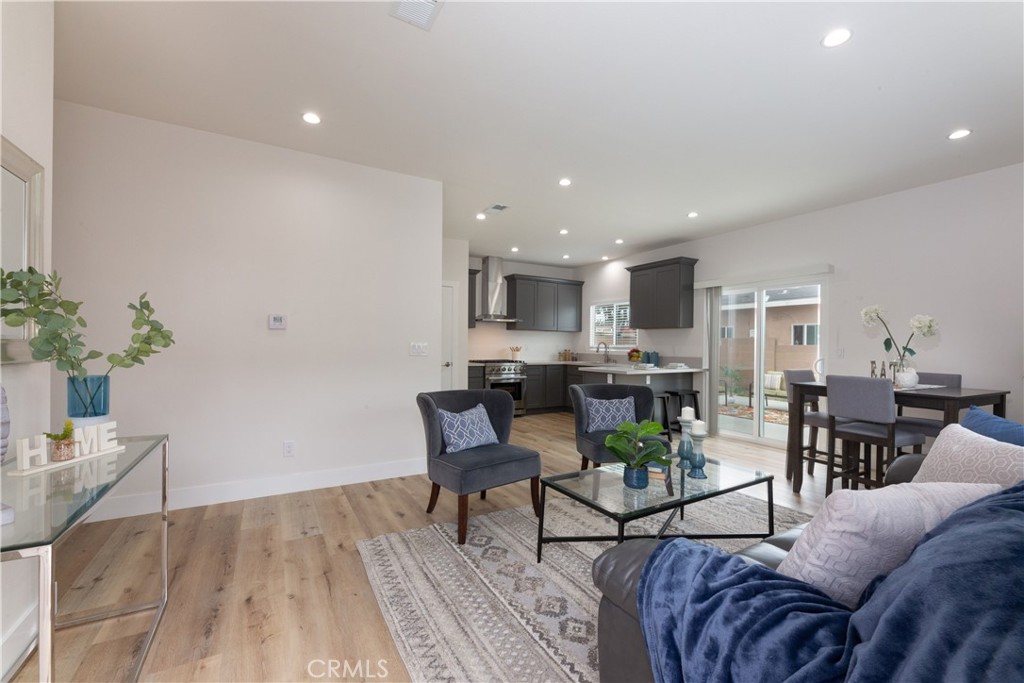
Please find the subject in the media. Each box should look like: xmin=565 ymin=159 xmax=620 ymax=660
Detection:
xmin=615 ymin=238 xmax=624 ymax=244
xmin=476 ymin=213 xmax=486 ymax=220
xmin=511 ymin=247 xmax=519 ymax=252
xmin=601 ymin=256 xmax=609 ymax=261
xmin=948 ymin=129 xmax=972 ymax=140
xmin=302 ymin=112 xmax=321 ymax=125
xmin=822 ymin=28 xmax=852 ymax=48
xmin=687 ymin=211 xmax=699 ymax=219
xmin=559 ymin=229 xmax=569 ymax=235
xmin=559 ymin=178 xmax=572 ymax=187
xmin=562 ymin=254 xmax=570 ymax=260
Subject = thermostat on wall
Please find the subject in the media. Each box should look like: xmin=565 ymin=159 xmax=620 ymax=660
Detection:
xmin=268 ymin=314 xmax=288 ymax=330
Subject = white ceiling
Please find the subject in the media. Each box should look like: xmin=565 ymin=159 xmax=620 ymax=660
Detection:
xmin=54 ymin=1 xmax=1024 ymax=267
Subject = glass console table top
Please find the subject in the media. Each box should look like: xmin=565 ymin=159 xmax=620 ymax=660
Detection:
xmin=542 ymin=459 xmax=771 ymax=521
xmin=1 ymin=434 xmax=168 ymax=552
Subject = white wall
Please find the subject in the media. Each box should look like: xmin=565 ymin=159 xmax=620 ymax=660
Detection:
xmin=52 ymin=102 xmax=442 ymax=513
xmin=579 ymin=163 xmax=1024 ymax=421
xmin=1 ymin=2 xmax=54 ymax=675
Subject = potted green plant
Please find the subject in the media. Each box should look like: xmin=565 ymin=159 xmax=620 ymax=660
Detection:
xmin=1 ymin=268 xmax=174 ymax=421
xmin=604 ymin=419 xmax=671 ymax=489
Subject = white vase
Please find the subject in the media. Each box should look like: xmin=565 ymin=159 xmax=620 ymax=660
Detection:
xmin=895 ymin=368 xmax=918 ymax=389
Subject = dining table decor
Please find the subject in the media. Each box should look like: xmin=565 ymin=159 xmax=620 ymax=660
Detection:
xmin=860 ymin=306 xmax=938 ymax=388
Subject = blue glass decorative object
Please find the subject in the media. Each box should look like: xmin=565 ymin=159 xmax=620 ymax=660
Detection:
xmin=67 ymin=375 xmax=110 ymax=418
xmin=687 ymin=431 xmax=708 ymax=479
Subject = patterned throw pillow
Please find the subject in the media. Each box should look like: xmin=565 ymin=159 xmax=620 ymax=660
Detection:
xmin=585 ymin=396 xmax=636 ymax=432
xmin=776 ymin=482 xmax=1002 ymax=607
xmin=438 ymin=403 xmax=499 ymax=454
xmin=913 ymin=423 xmax=1024 ymax=487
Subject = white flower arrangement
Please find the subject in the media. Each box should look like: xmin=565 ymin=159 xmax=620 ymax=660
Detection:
xmin=861 ymin=306 xmax=938 ymax=370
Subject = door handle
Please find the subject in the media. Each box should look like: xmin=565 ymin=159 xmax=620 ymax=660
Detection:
xmin=442 ymin=361 xmax=452 ymax=367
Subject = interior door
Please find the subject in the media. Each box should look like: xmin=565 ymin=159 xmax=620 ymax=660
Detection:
xmin=441 ymin=283 xmax=454 ymax=390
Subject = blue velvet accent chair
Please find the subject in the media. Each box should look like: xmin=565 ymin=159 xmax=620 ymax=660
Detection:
xmin=416 ymin=389 xmax=541 ymax=544
xmin=825 ymin=375 xmax=925 ymax=495
xmin=568 ymin=384 xmax=669 ymax=471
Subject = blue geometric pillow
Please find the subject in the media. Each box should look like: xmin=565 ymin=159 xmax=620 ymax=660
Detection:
xmin=585 ymin=396 xmax=636 ymax=432
xmin=438 ymin=403 xmax=499 ymax=453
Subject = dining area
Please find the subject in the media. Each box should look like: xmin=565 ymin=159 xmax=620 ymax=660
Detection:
xmin=785 ymin=374 xmax=1012 ymax=494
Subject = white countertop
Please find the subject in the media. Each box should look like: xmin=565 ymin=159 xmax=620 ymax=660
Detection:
xmin=580 ymin=365 xmax=706 ymax=375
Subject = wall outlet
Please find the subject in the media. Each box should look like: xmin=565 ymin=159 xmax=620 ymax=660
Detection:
xmin=283 ymin=440 xmax=296 ymax=458
xmin=409 ymin=342 xmax=428 ymax=356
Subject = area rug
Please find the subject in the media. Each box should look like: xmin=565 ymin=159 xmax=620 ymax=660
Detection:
xmin=718 ymin=403 xmax=791 ymax=425
xmin=357 ymin=492 xmax=811 ymax=683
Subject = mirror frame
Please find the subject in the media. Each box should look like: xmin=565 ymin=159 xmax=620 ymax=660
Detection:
xmin=1 ymin=135 xmax=45 ymax=363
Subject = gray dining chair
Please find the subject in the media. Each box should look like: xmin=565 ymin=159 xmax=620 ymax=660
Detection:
xmin=416 ymin=389 xmax=541 ymax=544
xmin=896 ymin=372 xmax=963 ymax=439
xmin=824 ymin=375 xmax=926 ymax=495
xmin=568 ymin=384 xmax=669 ymax=470
xmin=783 ymin=369 xmax=833 ymax=476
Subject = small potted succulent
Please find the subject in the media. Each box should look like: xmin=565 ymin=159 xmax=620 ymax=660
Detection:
xmin=604 ymin=419 xmax=671 ymax=489
xmin=44 ymin=419 xmax=76 ymax=462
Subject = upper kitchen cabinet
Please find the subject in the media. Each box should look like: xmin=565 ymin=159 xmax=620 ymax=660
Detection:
xmin=627 ymin=256 xmax=699 ymax=329
xmin=505 ymin=274 xmax=584 ymax=332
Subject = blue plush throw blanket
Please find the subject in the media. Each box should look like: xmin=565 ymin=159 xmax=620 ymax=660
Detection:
xmin=637 ymin=483 xmax=1024 ymax=683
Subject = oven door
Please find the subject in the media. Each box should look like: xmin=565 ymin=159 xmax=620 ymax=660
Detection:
xmin=485 ymin=375 xmax=526 ymax=415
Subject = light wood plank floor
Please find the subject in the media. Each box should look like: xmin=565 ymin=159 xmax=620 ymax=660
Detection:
xmin=11 ymin=412 xmax=827 ymax=682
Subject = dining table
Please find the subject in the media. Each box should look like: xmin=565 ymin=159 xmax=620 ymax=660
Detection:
xmin=786 ymin=381 xmax=1011 ymax=493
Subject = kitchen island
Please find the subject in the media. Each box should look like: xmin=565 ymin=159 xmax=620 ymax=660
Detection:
xmin=580 ymin=365 xmax=707 ymax=425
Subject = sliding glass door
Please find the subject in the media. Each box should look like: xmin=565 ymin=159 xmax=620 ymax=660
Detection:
xmin=717 ymin=283 xmax=822 ymax=441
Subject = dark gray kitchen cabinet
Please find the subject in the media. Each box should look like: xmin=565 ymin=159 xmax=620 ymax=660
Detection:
xmin=524 ymin=366 xmax=545 ymax=409
xmin=627 ymin=256 xmax=698 ymax=329
xmin=564 ymin=366 xmax=585 ymax=407
xmin=468 ymin=269 xmax=480 ymax=328
xmin=468 ymin=365 xmax=484 ymax=390
xmin=505 ymin=275 xmax=584 ymax=332
xmin=545 ymin=365 xmax=565 ymax=407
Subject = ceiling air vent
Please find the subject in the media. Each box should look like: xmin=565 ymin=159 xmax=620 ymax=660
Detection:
xmin=389 ymin=0 xmax=444 ymax=31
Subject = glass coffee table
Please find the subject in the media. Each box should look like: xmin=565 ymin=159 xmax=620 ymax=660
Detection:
xmin=536 ymin=459 xmax=774 ymax=561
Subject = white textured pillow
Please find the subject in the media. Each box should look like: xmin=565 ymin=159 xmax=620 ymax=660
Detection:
xmin=776 ymin=482 xmax=1001 ymax=607
xmin=913 ymin=423 xmax=1024 ymax=487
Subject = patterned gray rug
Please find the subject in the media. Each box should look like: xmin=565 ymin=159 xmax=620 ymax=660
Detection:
xmin=358 ymin=493 xmax=811 ymax=683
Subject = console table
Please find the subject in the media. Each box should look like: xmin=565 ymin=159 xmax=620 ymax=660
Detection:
xmin=787 ymin=383 xmax=1010 ymax=493
xmin=1 ymin=434 xmax=169 ymax=682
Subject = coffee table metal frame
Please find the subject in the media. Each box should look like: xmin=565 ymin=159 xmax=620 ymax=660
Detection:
xmin=536 ymin=459 xmax=774 ymax=561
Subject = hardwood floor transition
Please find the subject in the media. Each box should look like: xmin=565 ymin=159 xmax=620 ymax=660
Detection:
xmin=11 ymin=411 xmax=826 ymax=682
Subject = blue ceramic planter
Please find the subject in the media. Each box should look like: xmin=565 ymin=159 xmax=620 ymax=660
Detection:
xmin=623 ymin=465 xmax=649 ymax=490
xmin=67 ymin=375 xmax=110 ymax=419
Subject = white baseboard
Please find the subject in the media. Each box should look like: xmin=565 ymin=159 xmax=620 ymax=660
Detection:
xmin=87 ymin=457 xmax=427 ymax=520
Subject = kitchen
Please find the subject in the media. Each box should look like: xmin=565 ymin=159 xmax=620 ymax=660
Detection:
xmin=466 ymin=254 xmax=706 ymax=425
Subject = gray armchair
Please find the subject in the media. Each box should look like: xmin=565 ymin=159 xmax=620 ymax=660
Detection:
xmin=416 ymin=389 xmax=541 ymax=544
xmin=568 ymin=384 xmax=668 ymax=470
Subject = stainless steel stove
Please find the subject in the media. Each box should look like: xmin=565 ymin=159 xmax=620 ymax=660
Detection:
xmin=470 ymin=359 xmax=527 ymax=416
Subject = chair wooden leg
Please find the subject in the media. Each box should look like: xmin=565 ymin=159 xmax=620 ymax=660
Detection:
xmin=480 ymin=490 xmax=487 ymax=500
xmin=825 ymin=436 xmax=836 ymax=496
xmin=580 ymin=456 xmax=589 ymax=471
xmin=530 ymin=476 xmax=541 ymax=516
xmin=426 ymin=482 xmax=441 ymax=513
xmin=807 ymin=426 xmax=818 ymax=475
xmin=457 ymin=494 xmax=468 ymax=545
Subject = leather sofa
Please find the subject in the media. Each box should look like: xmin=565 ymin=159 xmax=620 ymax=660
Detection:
xmin=590 ymin=455 xmax=928 ymax=683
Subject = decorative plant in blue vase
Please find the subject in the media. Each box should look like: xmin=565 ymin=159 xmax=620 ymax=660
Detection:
xmin=1 ymin=268 xmax=175 ymax=419
xmin=604 ymin=420 xmax=671 ymax=490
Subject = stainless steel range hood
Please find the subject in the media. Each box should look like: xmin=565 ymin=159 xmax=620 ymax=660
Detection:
xmin=475 ymin=256 xmax=522 ymax=323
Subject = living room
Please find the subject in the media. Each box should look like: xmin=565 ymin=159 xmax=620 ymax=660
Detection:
xmin=2 ymin=2 xmax=1022 ymax=681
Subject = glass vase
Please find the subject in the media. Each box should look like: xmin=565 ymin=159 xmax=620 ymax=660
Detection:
xmin=677 ymin=418 xmax=693 ymax=469
xmin=67 ymin=375 xmax=110 ymax=420
xmin=50 ymin=439 xmax=77 ymax=462
xmin=687 ymin=432 xmax=708 ymax=479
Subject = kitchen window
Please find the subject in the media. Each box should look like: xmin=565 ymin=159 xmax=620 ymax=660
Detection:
xmin=591 ymin=302 xmax=636 ymax=349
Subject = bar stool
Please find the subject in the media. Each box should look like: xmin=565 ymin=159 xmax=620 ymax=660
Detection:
xmin=666 ymin=389 xmax=701 ymax=421
xmin=654 ymin=393 xmax=674 ymax=443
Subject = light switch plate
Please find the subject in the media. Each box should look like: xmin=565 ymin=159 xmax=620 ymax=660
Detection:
xmin=268 ymin=314 xmax=288 ymax=330
xmin=409 ymin=342 xmax=428 ymax=356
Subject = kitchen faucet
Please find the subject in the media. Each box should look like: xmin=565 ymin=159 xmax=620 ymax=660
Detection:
xmin=596 ymin=341 xmax=612 ymax=364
